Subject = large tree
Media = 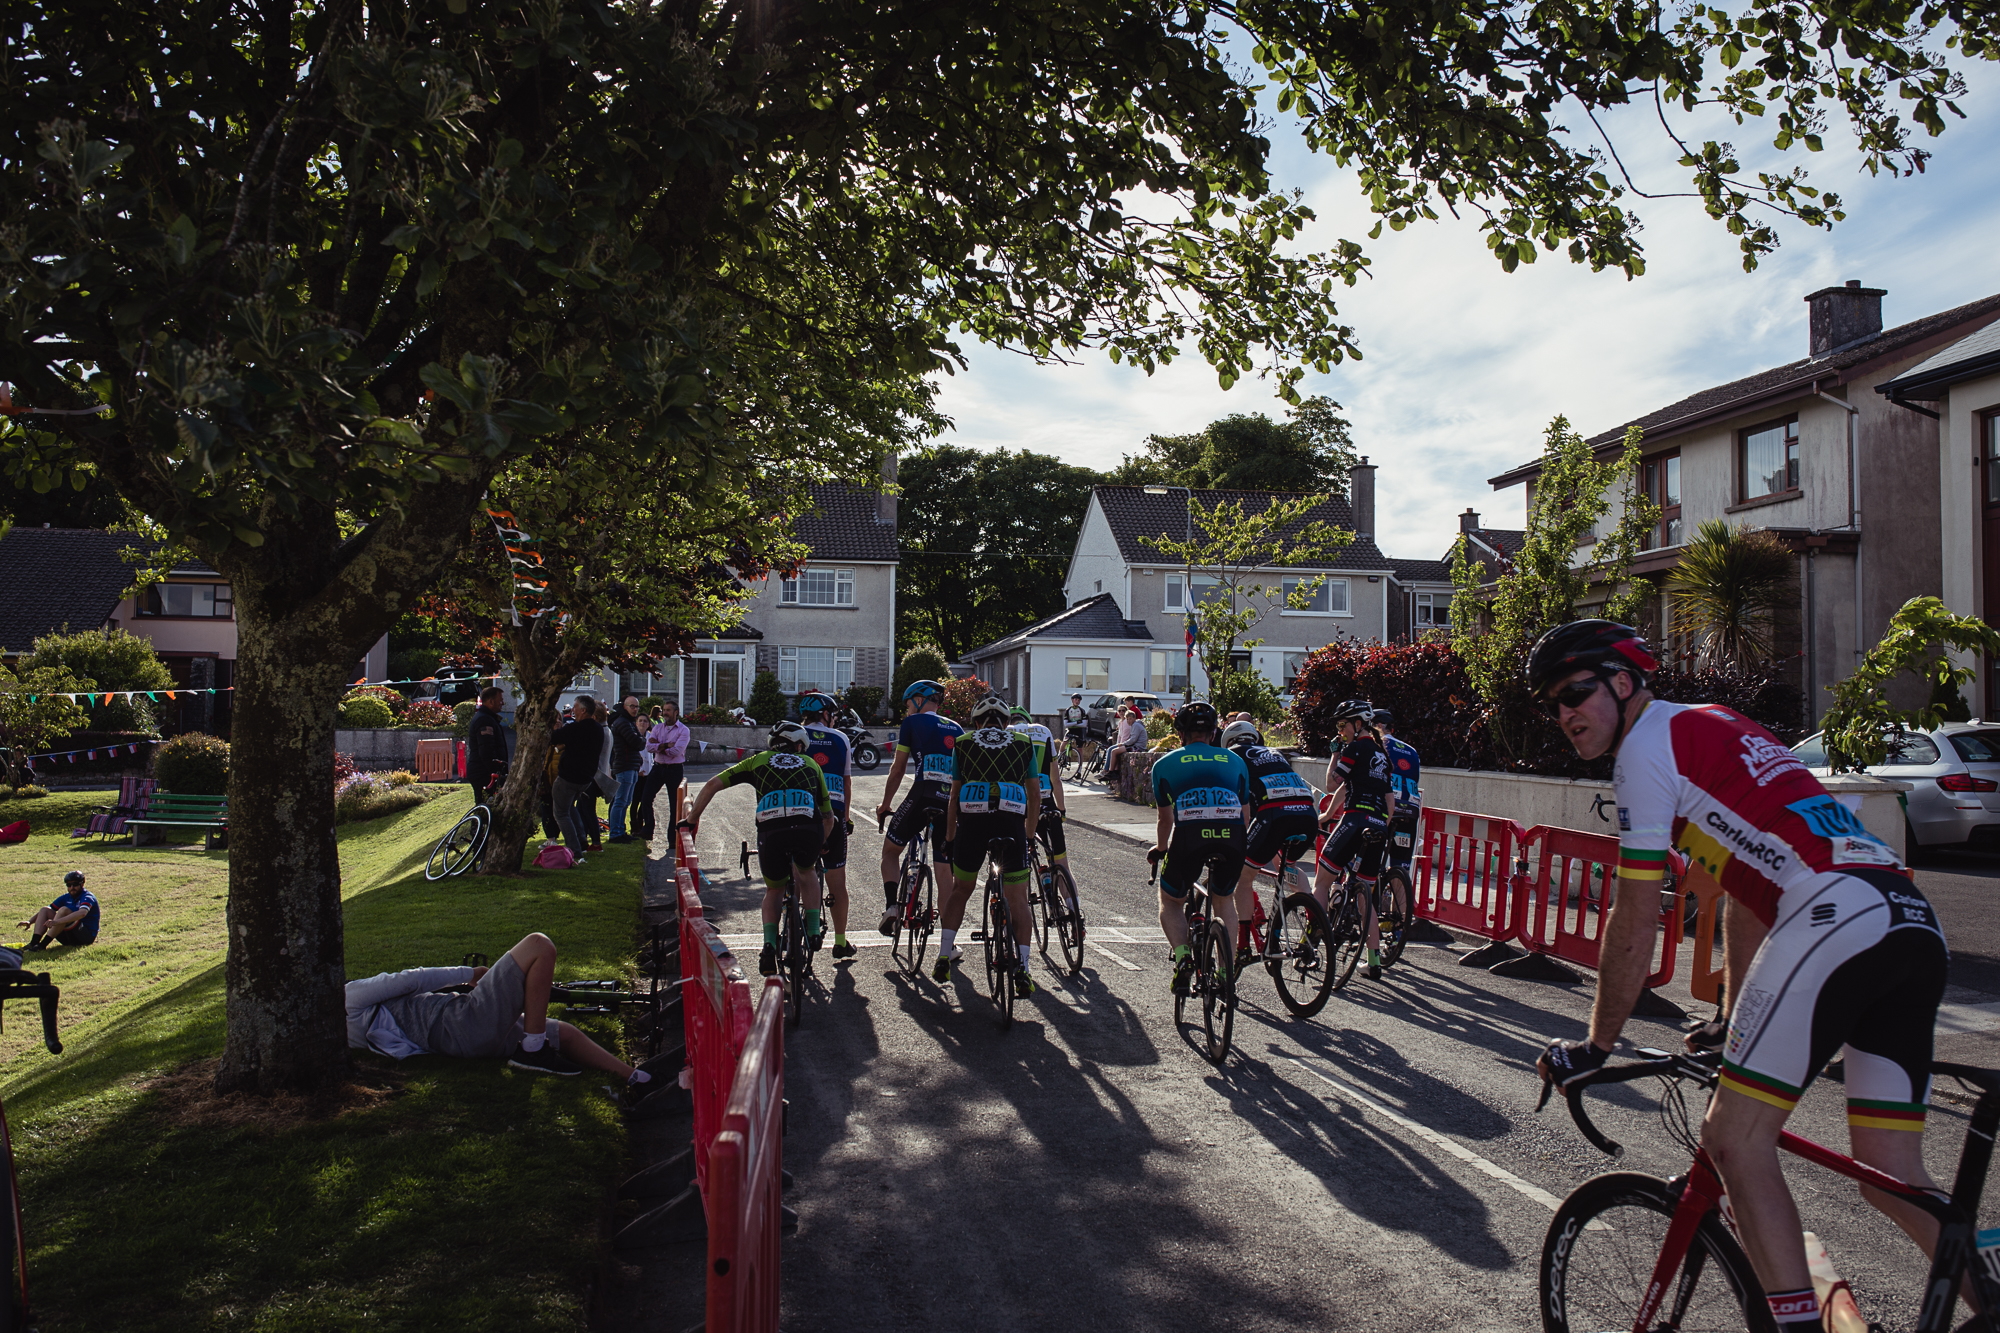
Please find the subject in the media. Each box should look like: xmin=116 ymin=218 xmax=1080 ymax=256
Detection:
xmin=1111 ymin=395 xmax=1358 ymax=493
xmin=897 ymin=446 xmax=1106 ymax=661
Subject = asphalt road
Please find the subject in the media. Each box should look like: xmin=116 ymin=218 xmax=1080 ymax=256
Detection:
xmin=678 ymin=766 xmax=2000 ymax=1333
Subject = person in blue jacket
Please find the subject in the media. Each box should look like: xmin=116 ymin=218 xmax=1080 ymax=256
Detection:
xmin=24 ymin=870 xmax=99 ymax=950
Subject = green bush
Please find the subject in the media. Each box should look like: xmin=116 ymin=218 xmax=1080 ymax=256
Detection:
xmin=383 ymin=770 xmax=420 ymax=788
xmin=24 ymin=628 xmax=171 ymax=733
xmin=400 ymin=699 xmax=454 ymax=730
xmin=452 ymin=699 xmax=478 ymax=739
xmin=1213 ymin=668 xmax=1285 ymax=723
xmin=890 ymin=643 xmax=949 ymax=710
xmin=153 ymin=732 xmax=230 ymax=795
xmin=1144 ymin=708 xmax=1174 ymax=741
xmin=334 ymin=780 xmax=431 ymax=824
xmin=338 ymin=694 xmax=396 ymax=729
xmin=838 ymin=685 xmax=883 ymax=722
xmin=745 ymin=670 xmax=787 ymax=725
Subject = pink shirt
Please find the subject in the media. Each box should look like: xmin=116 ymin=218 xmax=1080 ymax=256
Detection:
xmin=648 ymin=720 xmax=690 ymax=764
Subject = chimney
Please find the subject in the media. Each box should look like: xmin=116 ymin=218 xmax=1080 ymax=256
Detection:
xmin=1804 ymin=280 xmax=1885 ymax=357
xmin=1459 ymin=507 xmax=1480 ymax=534
xmin=876 ymin=452 xmax=898 ymax=525
xmin=1347 ymin=455 xmax=1376 ymax=537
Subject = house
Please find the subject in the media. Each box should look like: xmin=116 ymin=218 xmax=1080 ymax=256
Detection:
xmin=1052 ymin=463 xmax=1396 ymax=700
xmin=1486 ymin=281 xmax=2000 ymax=724
xmin=962 ymin=593 xmax=1155 ymax=715
xmin=601 ymin=460 xmax=901 ymax=712
xmin=1383 ymin=509 xmax=1526 ymax=640
xmin=1876 ymin=321 xmax=2000 ymax=714
xmin=0 ymin=525 xmax=390 ymax=736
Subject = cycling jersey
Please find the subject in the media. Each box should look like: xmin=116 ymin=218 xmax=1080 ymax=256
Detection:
xmin=1330 ymin=734 xmax=1391 ymax=818
xmin=1237 ymin=743 xmax=1314 ymax=815
xmin=1612 ymin=701 xmax=1905 ymax=925
xmin=1151 ymin=743 xmax=1250 ymax=826
xmin=953 ymin=726 xmax=1035 ymax=815
xmin=803 ymin=723 xmax=853 ymax=819
xmin=898 ymin=711 xmax=962 ymax=796
xmin=1061 ymin=705 xmax=1088 ymax=734
xmin=1010 ymin=721 xmax=1058 ymax=799
xmin=716 ymin=749 xmax=831 ymax=826
xmin=1383 ymin=734 xmax=1421 ymax=824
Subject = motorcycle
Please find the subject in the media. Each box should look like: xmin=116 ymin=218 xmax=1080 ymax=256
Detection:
xmin=839 ymin=714 xmax=882 ymax=770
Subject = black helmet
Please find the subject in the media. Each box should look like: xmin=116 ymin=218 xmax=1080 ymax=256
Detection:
xmin=1372 ymin=708 xmax=1394 ymax=728
xmin=1330 ymin=698 xmax=1374 ymax=724
xmin=1173 ymin=700 xmax=1219 ymax=734
xmin=1525 ymin=620 xmax=1657 ymax=697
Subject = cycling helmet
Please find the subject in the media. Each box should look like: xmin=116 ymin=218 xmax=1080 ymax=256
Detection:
xmin=969 ymin=694 xmax=1012 ymax=727
xmin=63 ymin=870 xmax=84 ymax=887
xmin=768 ymin=720 xmax=810 ymax=752
xmin=797 ymin=691 xmax=835 ymax=716
xmin=1524 ymin=620 xmax=1657 ymax=697
xmin=1329 ymin=698 xmax=1374 ymax=725
xmin=1219 ymin=719 xmax=1261 ymax=749
xmin=1173 ymin=700 xmax=1219 ymax=734
xmin=902 ymin=678 xmax=942 ymax=703
xmin=1008 ymin=706 xmax=1033 ymax=722
xmin=1372 ymin=708 xmax=1394 ymax=729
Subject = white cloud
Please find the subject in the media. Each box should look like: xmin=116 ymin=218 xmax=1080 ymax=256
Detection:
xmin=932 ymin=60 xmax=2000 ymax=565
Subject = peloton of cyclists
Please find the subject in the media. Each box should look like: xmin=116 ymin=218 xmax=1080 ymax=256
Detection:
xmin=798 ymin=691 xmax=858 ymax=959
xmin=935 ymin=696 xmax=1043 ymax=994
xmin=1529 ymin=620 xmax=1949 ymax=1333
xmin=1010 ymin=705 xmax=1082 ymax=943
xmin=1148 ymin=701 xmax=1253 ymax=995
xmin=1222 ymin=717 xmax=1319 ymax=969
xmin=875 ymin=679 xmax=962 ymax=937
xmin=1312 ymin=699 xmax=1396 ymax=981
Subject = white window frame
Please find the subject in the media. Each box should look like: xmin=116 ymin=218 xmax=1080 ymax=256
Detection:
xmin=1164 ymin=572 xmax=1220 ymax=611
xmin=1149 ymin=649 xmax=1189 ymax=696
xmin=1414 ymin=592 xmax=1451 ymax=628
xmin=1066 ymin=657 xmax=1110 ymax=692
xmin=1280 ymin=575 xmax=1350 ymax=616
xmin=778 ymin=646 xmax=853 ymax=694
xmin=780 ymin=566 xmax=855 ymax=607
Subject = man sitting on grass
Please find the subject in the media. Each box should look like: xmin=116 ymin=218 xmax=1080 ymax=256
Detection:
xmin=344 ymin=932 xmax=658 ymax=1104
xmin=22 ymin=870 xmax=100 ymax=951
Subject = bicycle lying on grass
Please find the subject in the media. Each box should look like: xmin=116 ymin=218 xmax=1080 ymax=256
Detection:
xmin=1538 ymin=1046 xmax=2000 ymax=1333
xmin=426 ymin=769 xmax=505 ymax=880
xmin=0 ymin=969 xmax=64 ymax=1333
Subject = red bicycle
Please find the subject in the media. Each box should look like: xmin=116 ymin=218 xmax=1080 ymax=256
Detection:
xmin=1538 ymin=1048 xmax=2000 ymax=1332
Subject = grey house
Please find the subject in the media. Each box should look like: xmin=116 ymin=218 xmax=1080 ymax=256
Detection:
xmin=962 ymin=593 xmax=1154 ymax=715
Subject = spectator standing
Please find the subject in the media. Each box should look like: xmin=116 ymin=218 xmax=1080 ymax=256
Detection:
xmin=464 ymin=687 xmax=510 ymax=806
xmin=637 ymin=701 xmax=689 ymax=840
xmin=549 ymin=698 xmax=606 ymax=860
xmin=607 ymin=695 xmax=645 ymax=843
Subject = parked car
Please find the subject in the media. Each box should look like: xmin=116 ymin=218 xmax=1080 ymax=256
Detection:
xmin=1085 ymin=691 xmax=1163 ymax=741
xmin=1791 ymin=722 xmax=2000 ymax=855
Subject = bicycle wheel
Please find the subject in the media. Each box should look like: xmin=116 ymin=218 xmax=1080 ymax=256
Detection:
xmin=1173 ymin=906 xmax=1201 ymax=1030
xmin=1199 ymin=921 xmax=1235 ymax=1064
xmin=426 ymin=806 xmax=489 ymax=880
xmin=1028 ymin=863 xmax=1050 ymax=956
xmin=1327 ymin=884 xmax=1364 ymax=992
xmin=1540 ymin=1172 xmax=1773 ymax=1333
xmin=1377 ymin=869 xmax=1412 ymax=965
xmin=1049 ymin=865 xmax=1085 ymax=976
xmin=1266 ymin=890 xmax=1335 ymax=1019
xmin=783 ymin=892 xmax=805 ymax=1027
xmin=983 ymin=877 xmax=1015 ymax=1030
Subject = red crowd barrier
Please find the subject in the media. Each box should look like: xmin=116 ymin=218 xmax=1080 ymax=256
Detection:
xmin=1514 ymin=825 xmax=1681 ymax=987
xmin=705 ymin=978 xmax=786 ymax=1333
xmin=1414 ymin=808 xmax=1524 ymax=943
xmin=676 ymin=829 xmax=755 ymax=1199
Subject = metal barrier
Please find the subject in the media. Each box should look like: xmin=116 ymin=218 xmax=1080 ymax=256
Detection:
xmin=414 ymin=737 xmax=455 ymax=782
xmin=705 ymin=978 xmax=786 ymax=1333
xmin=678 ymin=829 xmax=755 ymax=1199
xmin=1414 ymin=808 xmax=1524 ymax=943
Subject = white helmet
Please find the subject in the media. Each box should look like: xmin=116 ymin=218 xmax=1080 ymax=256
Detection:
xmin=969 ymin=694 xmax=1011 ymax=727
xmin=768 ymin=720 xmax=810 ymax=752
xmin=1219 ymin=719 xmax=1261 ymax=749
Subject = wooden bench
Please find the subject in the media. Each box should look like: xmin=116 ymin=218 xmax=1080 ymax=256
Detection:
xmin=128 ymin=792 xmax=229 ymax=850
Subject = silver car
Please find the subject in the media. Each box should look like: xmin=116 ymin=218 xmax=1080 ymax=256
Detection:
xmin=1792 ymin=722 xmax=2000 ymax=854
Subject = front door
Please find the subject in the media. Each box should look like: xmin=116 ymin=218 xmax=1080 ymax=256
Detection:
xmin=1984 ymin=412 xmax=2000 ymax=716
xmin=711 ymin=657 xmax=742 ymax=708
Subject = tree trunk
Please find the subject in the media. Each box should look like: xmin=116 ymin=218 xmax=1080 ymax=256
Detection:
xmin=478 ymin=628 xmax=574 ymax=874
xmin=213 ymin=596 xmax=355 ymax=1096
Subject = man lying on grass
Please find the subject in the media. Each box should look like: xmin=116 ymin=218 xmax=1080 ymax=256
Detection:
xmin=345 ymin=932 xmax=659 ymax=1105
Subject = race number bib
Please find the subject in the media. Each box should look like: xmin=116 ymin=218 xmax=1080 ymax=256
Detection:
xmin=959 ymin=781 xmax=993 ymax=813
xmin=823 ymin=772 xmax=846 ymax=803
xmin=996 ymin=782 xmax=1027 ymax=814
xmin=1260 ymin=770 xmax=1313 ymax=799
xmin=919 ymin=752 xmax=954 ymax=785
xmin=755 ymin=790 xmax=817 ymax=823
xmin=1175 ymin=786 xmax=1242 ymax=823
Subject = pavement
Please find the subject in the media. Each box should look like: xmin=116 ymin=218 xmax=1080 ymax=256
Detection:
xmin=617 ymin=765 xmax=2000 ymax=1333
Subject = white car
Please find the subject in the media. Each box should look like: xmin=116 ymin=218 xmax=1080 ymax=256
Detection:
xmin=1792 ymin=722 xmax=2000 ymax=856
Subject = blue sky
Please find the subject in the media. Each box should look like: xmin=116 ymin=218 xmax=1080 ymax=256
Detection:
xmin=932 ymin=51 xmax=2000 ymax=564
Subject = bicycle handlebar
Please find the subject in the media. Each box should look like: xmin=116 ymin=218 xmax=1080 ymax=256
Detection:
xmin=1537 ymin=1050 xmax=1720 ymax=1158
xmin=0 ymin=969 xmax=63 ymax=1056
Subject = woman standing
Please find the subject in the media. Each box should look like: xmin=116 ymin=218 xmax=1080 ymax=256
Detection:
xmin=642 ymin=700 xmax=692 ymax=836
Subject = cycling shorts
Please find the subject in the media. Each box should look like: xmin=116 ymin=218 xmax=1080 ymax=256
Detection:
xmin=951 ymin=811 xmax=1029 ymax=883
xmin=755 ymin=819 xmax=824 ymax=890
xmin=1065 ymin=723 xmax=1087 ymax=740
xmin=1037 ymin=806 xmax=1067 ymax=858
xmin=1159 ymin=822 xmax=1245 ymax=900
xmin=886 ymin=791 xmax=950 ymax=855
xmin=1722 ymin=868 xmax=1947 ymax=1127
xmin=1385 ymin=813 xmax=1419 ymax=874
xmin=1244 ymin=809 xmax=1318 ymax=868
xmin=1321 ymin=811 xmax=1388 ymax=881
xmin=817 ymin=819 xmax=849 ymax=872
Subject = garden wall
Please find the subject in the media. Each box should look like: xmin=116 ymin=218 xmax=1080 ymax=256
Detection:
xmin=336 ymin=729 xmax=453 ymax=770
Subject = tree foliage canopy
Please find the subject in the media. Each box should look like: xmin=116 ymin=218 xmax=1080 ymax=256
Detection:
xmin=1111 ymin=396 xmax=1357 ymax=494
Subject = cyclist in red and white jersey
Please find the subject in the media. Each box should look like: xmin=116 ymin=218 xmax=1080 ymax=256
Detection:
xmin=1529 ymin=620 xmax=1951 ymax=1333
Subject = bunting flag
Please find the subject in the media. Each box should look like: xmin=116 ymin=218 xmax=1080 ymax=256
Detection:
xmin=25 ymin=741 xmax=155 ymax=764
xmin=487 ymin=506 xmax=552 ymax=624
xmin=20 ymin=672 xmax=509 ymax=704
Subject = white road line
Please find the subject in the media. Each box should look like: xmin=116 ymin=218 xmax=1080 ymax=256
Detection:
xmin=1284 ymin=1054 xmax=1567 ymax=1214
xmin=1088 ymin=941 xmax=1143 ymax=971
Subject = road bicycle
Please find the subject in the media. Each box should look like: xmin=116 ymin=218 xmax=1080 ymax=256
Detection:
xmin=977 ymin=860 xmax=1024 ymax=1032
xmin=1320 ymin=822 xmax=1401 ymax=991
xmin=738 ymin=840 xmax=816 ymax=1026
xmin=1537 ymin=1047 xmax=2000 ymax=1333
xmin=1248 ymin=834 xmax=1335 ymax=1019
xmin=1025 ymin=816 xmax=1085 ymax=977
xmin=1149 ymin=850 xmax=1235 ymax=1065
xmin=1060 ymin=735 xmax=1104 ymax=783
xmin=0 ymin=969 xmax=63 ymax=1333
xmin=426 ymin=770 xmax=504 ymax=880
xmin=880 ymin=813 xmax=938 ymax=979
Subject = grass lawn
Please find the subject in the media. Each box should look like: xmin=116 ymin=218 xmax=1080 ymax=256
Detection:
xmin=0 ymin=788 xmax=648 ymax=1331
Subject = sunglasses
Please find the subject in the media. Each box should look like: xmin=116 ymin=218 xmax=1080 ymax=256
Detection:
xmin=1541 ymin=678 xmax=1605 ymax=717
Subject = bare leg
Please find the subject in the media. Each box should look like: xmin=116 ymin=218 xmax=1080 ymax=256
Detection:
xmin=1003 ymin=877 xmax=1032 ymax=947
xmin=880 ymin=839 xmax=903 ymax=894
xmin=1702 ymin=1087 xmax=1813 ymax=1295
xmin=548 ymin=1020 xmax=634 ymax=1079
xmin=508 ymin=933 xmax=557 ymax=1036
xmin=1360 ymin=880 xmax=1381 ymax=952
xmin=795 ymin=861 xmax=821 ymax=911
xmin=1159 ymin=891 xmax=1189 ymax=951
xmin=939 ymin=874 xmax=975 ymax=931
xmin=760 ymin=887 xmax=781 ymax=927
xmin=826 ymin=868 xmax=848 ymax=935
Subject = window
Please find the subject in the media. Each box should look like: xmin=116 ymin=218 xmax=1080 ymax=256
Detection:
xmin=1148 ymin=649 xmax=1188 ymax=696
xmin=780 ymin=567 xmax=855 ymax=607
xmin=136 ymin=582 xmax=232 ymax=618
xmin=1066 ymin=658 xmax=1109 ymax=692
xmin=1282 ymin=576 xmax=1349 ymax=614
xmin=1094 ymin=580 xmax=1102 ymax=593
xmin=1739 ymin=417 xmax=1800 ymax=501
xmin=1790 ymin=734 xmax=1827 ymax=767
xmin=570 ymin=672 xmax=597 ymax=690
xmin=643 ymin=661 xmax=681 ymax=697
xmin=1640 ymin=451 xmax=1683 ymax=549
xmin=1164 ymin=572 xmax=1220 ymax=611
xmin=778 ymin=646 xmax=853 ymax=694
xmin=1883 ymin=734 xmax=1942 ymax=766
xmin=1414 ymin=592 xmax=1452 ymax=628
xmin=1948 ymin=731 xmax=2000 ymax=763
xmin=1282 ymin=652 xmax=1310 ymax=690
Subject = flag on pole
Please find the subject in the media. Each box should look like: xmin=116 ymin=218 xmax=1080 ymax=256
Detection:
xmin=1184 ymin=612 xmax=1197 ymax=649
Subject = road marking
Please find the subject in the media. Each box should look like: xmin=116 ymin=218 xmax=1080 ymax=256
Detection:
xmin=1088 ymin=941 xmax=1143 ymax=971
xmin=1284 ymin=1054 xmax=1567 ymax=1214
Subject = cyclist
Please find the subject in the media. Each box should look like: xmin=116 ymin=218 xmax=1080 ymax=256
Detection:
xmin=936 ymin=695 xmax=1042 ymax=993
xmin=1010 ymin=705 xmax=1081 ymax=942
xmin=1375 ymin=707 xmax=1422 ymax=881
xmin=1312 ymin=699 xmax=1396 ymax=981
xmin=685 ymin=720 xmax=835 ymax=978
xmin=798 ymin=691 xmax=857 ymax=958
xmin=1528 ymin=620 xmax=1949 ymax=1333
xmin=875 ymin=679 xmax=962 ymax=935
xmin=1222 ymin=718 xmax=1317 ymax=968
xmin=1059 ymin=692 xmax=1089 ymax=765
xmin=1149 ymin=701 xmax=1251 ymax=995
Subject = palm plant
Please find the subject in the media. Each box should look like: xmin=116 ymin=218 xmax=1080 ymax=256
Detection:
xmin=1667 ymin=520 xmax=1796 ymax=667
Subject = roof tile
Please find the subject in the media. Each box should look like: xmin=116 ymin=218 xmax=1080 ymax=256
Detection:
xmin=1093 ymin=485 xmax=1393 ymax=571
xmin=0 ymin=528 xmax=154 ymax=655
xmin=965 ymin=593 xmax=1156 ymax=659
xmin=792 ymin=482 xmax=896 ymax=562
